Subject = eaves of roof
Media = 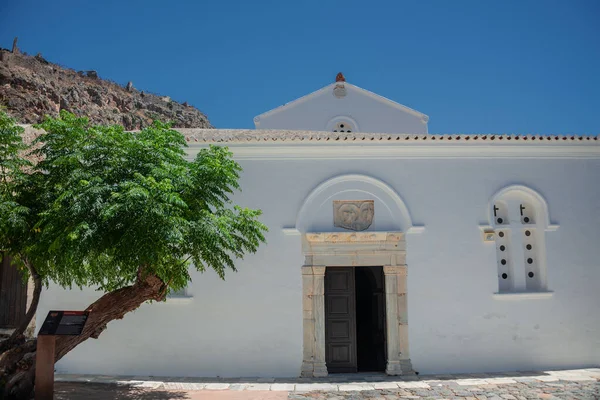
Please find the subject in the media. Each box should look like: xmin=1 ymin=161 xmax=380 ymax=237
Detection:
xmin=179 ymin=129 xmax=599 ymax=145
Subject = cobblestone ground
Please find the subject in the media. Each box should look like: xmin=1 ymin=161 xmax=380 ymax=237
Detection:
xmin=288 ymin=380 xmax=600 ymax=400
xmin=53 ymin=369 xmax=600 ymax=400
xmin=54 ymin=379 xmax=600 ymax=399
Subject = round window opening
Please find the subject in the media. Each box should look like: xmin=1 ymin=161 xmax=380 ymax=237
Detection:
xmin=332 ymin=121 xmax=354 ymax=133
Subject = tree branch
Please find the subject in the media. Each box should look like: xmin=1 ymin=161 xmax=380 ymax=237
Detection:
xmin=54 ymin=272 xmax=165 ymax=362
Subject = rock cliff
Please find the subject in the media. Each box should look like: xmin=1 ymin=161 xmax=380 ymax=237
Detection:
xmin=0 ymin=42 xmax=212 ymax=130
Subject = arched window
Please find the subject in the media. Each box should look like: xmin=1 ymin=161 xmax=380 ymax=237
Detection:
xmin=489 ymin=186 xmax=554 ymax=293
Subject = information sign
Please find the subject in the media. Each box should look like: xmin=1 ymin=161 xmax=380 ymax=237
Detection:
xmin=38 ymin=310 xmax=89 ymax=336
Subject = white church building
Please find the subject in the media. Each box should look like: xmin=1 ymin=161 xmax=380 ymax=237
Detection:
xmin=37 ymin=74 xmax=600 ymax=378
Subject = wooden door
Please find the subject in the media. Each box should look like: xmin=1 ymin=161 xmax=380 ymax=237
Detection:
xmin=325 ymin=267 xmax=357 ymax=373
xmin=0 ymin=254 xmax=27 ymax=328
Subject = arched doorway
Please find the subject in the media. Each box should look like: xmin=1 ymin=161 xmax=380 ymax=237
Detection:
xmin=293 ymin=174 xmax=423 ymax=377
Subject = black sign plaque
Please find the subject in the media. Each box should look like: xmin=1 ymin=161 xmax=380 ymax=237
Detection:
xmin=39 ymin=311 xmax=89 ymax=336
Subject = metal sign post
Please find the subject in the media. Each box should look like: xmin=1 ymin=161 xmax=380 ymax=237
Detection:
xmin=35 ymin=311 xmax=89 ymax=400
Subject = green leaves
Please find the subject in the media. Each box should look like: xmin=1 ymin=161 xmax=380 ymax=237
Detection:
xmin=0 ymin=110 xmax=267 ymax=294
xmin=0 ymin=109 xmax=30 ymax=251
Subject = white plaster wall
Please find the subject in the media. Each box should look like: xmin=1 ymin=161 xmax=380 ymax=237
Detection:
xmin=38 ymin=155 xmax=600 ymax=377
xmin=255 ymin=84 xmax=428 ymax=134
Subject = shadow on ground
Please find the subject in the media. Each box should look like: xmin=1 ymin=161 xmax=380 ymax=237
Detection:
xmin=55 ymin=383 xmax=188 ymax=400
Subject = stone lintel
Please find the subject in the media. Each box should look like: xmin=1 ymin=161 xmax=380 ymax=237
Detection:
xmin=304 ymin=232 xmax=404 ymax=244
xmin=383 ymin=265 xmax=406 ymax=275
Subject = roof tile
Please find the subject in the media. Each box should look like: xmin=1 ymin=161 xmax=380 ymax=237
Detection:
xmin=178 ymin=129 xmax=597 ymax=144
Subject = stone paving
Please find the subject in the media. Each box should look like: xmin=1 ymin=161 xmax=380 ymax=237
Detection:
xmin=54 ymin=368 xmax=600 ymax=399
xmin=288 ymin=377 xmax=599 ymax=399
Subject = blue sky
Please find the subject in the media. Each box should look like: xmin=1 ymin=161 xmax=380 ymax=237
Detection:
xmin=1 ymin=0 xmax=599 ymax=133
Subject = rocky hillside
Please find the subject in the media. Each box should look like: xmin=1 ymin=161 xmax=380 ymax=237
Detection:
xmin=0 ymin=41 xmax=212 ymax=130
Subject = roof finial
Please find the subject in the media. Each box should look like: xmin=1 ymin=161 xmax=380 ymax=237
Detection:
xmin=335 ymin=72 xmax=345 ymax=82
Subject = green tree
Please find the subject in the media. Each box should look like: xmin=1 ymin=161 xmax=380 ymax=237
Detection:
xmin=0 ymin=109 xmax=35 ymax=351
xmin=0 ymin=109 xmax=30 ymax=250
xmin=0 ymin=110 xmax=267 ymax=398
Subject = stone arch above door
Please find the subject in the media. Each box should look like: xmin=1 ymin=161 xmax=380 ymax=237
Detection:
xmin=294 ymin=174 xmax=423 ymax=234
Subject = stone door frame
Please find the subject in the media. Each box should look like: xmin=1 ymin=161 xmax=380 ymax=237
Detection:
xmin=300 ymin=231 xmax=412 ymax=377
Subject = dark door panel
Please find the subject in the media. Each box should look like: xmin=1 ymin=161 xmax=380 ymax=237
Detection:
xmin=0 ymin=254 xmax=27 ymax=328
xmin=325 ymin=267 xmax=357 ymax=373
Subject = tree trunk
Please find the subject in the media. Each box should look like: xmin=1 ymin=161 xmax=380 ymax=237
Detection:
xmin=54 ymin=272 xmax=166 ymax=361
xmin=1 ymin=271 xmax=166 ymax=399
xmin=0 ymin=258 xmax=42 ymax=355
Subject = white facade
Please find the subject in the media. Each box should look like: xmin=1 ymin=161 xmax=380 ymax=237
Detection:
xmin=36 ymin=78 xmax=600 ymax=378
xmin=253 ymin=76 xmax=429 ymax=134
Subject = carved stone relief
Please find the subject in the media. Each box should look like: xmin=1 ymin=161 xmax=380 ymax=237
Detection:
xmin=333 ymin=200 xmax=374 ymax=231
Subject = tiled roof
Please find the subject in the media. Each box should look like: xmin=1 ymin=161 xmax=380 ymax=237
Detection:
xmin=21 ymin=125 xmax=598 ymax=145
xmin=178 ymin=129 xmax=599 ymax=144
